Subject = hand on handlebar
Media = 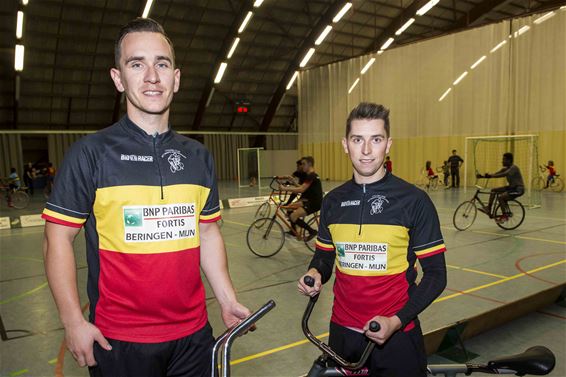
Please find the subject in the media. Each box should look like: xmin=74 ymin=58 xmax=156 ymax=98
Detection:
xmin=221 ymin=301 xmax=256 ymax=332
xmin=298 ymin=269 xmax=322 ymax=297
xmin=363 ymin=315 xmax=402 ymax=345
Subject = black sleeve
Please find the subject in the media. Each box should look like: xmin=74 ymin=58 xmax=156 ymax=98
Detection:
xmin=307 ymin=196 xmax=335 ymax=284
xmin=395 ymin=253 xmax=447 ymax=326
xmin=199 ymin=148 xmax=221 ymax=222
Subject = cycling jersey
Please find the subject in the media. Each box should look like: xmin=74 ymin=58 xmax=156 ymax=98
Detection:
xmin=310 ymin=172 xmax=446 ymax=331
xmin=547 ymin=166 xmax=556 ymax=176
xmin=42 ymin=116 xmax=221 ymax=343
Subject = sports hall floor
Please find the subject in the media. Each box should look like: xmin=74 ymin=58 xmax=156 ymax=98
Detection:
xmin=1 ymin=181 xmax=564 ymax=377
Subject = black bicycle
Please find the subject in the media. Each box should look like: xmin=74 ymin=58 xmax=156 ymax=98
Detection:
xmin=302 ymin=277 xmax=555 ymax=376
xmin=453 ymin=185 xmax=525 ymax=231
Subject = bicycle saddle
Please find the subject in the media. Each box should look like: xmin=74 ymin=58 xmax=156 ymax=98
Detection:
xmin=487 ymin=346 xmax=555 ymax=375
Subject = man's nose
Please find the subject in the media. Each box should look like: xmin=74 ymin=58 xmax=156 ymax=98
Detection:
xmin=145 ymin=65 xmax=160 ymax=83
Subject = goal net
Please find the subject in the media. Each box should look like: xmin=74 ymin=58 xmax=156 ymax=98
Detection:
xmin=237 ymin=147 xmax=263 ymax=188
xmin=465 ymin=135 xmax=540 ymax=209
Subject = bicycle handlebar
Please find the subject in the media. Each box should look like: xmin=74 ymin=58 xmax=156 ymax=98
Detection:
xmin=302 ymin=276 xmax=379 ymax=370
xmin=212 ymin=300 xmax=276 ymax=377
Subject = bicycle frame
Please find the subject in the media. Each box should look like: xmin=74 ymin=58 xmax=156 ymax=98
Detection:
xmin=469 ymin=187 xmax=509 ymax=219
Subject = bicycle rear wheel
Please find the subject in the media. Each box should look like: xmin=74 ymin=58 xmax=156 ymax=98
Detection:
xmin=550 ymin=177 xmax=564 ymax=192
xmin=12 ymin=191 xmax=30 ymax=209
xmin=303 ymin=214 xmax=320 ymax=252
xmin=247 ymin=217 xmax=285 ymax=257
xmin=255 ymin=201 xmax=271 ymax=219
xmin=532 ymin=177 xmax=545 ymax=191
xmin=453 ymin=200 xmax=477 ymax=231
xmin=495 ymin=200 xmax=525 ymax=230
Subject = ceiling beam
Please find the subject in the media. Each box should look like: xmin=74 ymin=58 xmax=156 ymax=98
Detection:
xmin=257 ymin=0 xmax=350 ymax=136
xmin=449 ymin=0 xmax=511 ymax=29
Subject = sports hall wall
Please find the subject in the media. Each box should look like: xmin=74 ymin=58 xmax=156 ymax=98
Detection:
xmin=297 ymin=12 xmax=565 ymax=185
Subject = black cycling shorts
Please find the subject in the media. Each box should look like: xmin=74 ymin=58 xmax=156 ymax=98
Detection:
xmin=507 ymin=186 xmax=524 ymax=199
xmin=302 ymin=201 xmax=321 ymax=216
xmin=89 ymin=322 xmax=213 ymax=377
xmin=328 ymin=321 xmax=427 ymax=377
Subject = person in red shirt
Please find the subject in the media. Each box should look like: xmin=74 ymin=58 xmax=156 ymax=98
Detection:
xmin=544 ymin=160 xmax=556 ymax=189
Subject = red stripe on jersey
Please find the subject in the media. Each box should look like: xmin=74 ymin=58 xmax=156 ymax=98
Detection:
xmin=199 ymin=215 xmax=221 ymax=223
xmin=417 ymin=247 xmax=446 ymax=259
xmin=41 ymin=214 xmax=83 ymax=228
xmin=331 ymin=270 xmax=414 ymax=331
xmin=316 ymin=245 xmax=335 ymax=252
xmin=94 ymin=247 xmax=207 ymax=343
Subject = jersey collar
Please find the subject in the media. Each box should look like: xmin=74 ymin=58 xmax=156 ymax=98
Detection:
xmin=350 ymin=170 xmax=391 ymax=189
xmin=120 ymin=115 xmax=173 ymax=144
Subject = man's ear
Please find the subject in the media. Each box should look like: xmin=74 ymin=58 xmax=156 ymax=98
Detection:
xmin=173 ymin=68 xmax=181 ymax=93
xmin=110 ymin=68 xmax=125 ymax=92
xmin=385 ymin=138 xmax=392 ymax=155
xmin=341 ymin=137 xmax=349 ymax=154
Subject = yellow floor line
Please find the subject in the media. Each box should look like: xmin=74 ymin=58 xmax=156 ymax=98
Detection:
xmin=230 ymin=333 xmax=329 ymax=366
xmin=230 ymin=259 xmax=566 ymax=366
xmin=443 ymin=225 xmax=566 ymax=245
xmin=9 ymin=369 xmax=29 ymax=377
xmin=515 ymin=235 xmax=566 ymax=245
xmin=446 ymin=264 xmax=508 ymax=279
xmin=48 ymin=358 xmax=58 ymax=365
xmin=223 ymin=219 xmax=250 ymax=227
xmin=0 ymin=281 xmax=48 ymax=305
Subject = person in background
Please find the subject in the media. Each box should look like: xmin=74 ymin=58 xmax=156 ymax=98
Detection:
xmin=24 ymin=162 xmax=35 ymax=196
xmin=282 ymin=158 xmax=307 ymax=206
xmin=543 ymin=160 xmax=556 ymax=189
xmin=440 ymin=161 xmax=450 ymax=187
xmin=6 ymin=167 xmax=21 ymax=207
xmin=384 ymin=156 xmax=392 ymax=173
xmin=448 ymin=149 xmax=464 ymax=188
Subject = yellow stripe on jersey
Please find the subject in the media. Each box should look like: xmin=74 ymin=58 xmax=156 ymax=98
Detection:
xmin=94 ymin=184 xmax=211 ymax=254
xmin=43 ymin=208 xmax=86 ymax=225
xmin=328 ymin=223 xmax=410 ymax=276
xmin=200 ymin=211 xmax=221 ymax=221
xmin=415 ymin=243 xmax=446 ymax=257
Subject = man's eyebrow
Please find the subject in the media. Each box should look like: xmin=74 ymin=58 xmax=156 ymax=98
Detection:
xmin=349 ymin=134 xmax=385 ymax=138
xmin=124 ymin=56 xmax=145 ymax=64
xmin=156 ymin=56 xmax=172 ymax=64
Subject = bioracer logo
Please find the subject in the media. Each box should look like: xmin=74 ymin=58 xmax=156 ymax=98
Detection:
xmin=341 ymin=200 xmax=360 ymax=207
xmin=121 ymin=154 xmax=153 ymax=162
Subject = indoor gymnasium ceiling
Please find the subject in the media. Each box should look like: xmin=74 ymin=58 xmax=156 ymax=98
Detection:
xmin=1 ymin=0 xmax=563 ymax=133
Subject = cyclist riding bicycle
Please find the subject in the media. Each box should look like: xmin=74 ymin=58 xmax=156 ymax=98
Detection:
xmin=543 ymin=160 xmax=556 ymax=189
xmin=280 ymin=158 xmax=307 ymax=206
xmin=298 ymin=103 xmax=447 ymax=377
xmin=5 ymin=167 xmax=21 ymax=207
xmin=278 ymin=156 xmax=322 ymax=242
xmin=476 ymin=152 xmax=524 ymax=222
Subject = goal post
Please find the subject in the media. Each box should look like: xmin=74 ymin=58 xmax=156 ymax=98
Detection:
xmin=237 ymin=147 xmax=263 ymax=188
xmin=465 ymin=135 xmax=540 ymax=209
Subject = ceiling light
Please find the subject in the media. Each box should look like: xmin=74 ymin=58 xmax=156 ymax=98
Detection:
xmin=438 ymin=87 xmax=452 ymax=102
xmin=348 ymin=78 xmax=360 ymax=94
xmin=286 ymin=71 xmax=299 ymax=90
xmin=470 ymin=55 xmax=486 ymax=69
xmin=533 ymin=11 xmax=555 ymax=24
xmin=141 ymin=0 xmax=154 ymax=18
xmin=214 ymin=62 xmax=228 ymax=84
xmin=253 ymin=0 xmax=264 ymax=7
xmin=380 ymin=37 xmax=394 ymax=51
xmin=416 ymin=0 xmax=439 ymax=16
xmin=22 ymin=0 xmax=28 ymax=4
xmin=227 ymin=37 xmax=240 ymax=59
xmin=333 ymin=2 xmax=352 ymax=23
xmin=453 ymin=71 xmax=468 ymax=86
xmin=377 ymin=50 xmax=384 ymax=55
xmin=395 ymin=18 xmax=415 ymax=36
xmin=490 ymin=40 xmax=506 ymax=53
xmin=238 ymin=11 xmax=253 ymax=33
xmin=517 ymin=25 xmax=530 ymax=36
xmin=16 ymin=11 xmax=24 ymax=39
xmin=15 ymin=44 xmax=25 ymax=71
xmin=315 ymin=25 xmax=332 ymax=46
xmin=299 ymin=48 xmax=315 ymax=67
xmin=360 ymin=58 xmax=375 ymax=74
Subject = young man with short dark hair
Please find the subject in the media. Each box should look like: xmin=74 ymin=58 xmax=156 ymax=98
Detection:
xmin=298 ymin=102 xmax=447 ymax=377
xmin=42 ymin=18 xmax=250 ymax=377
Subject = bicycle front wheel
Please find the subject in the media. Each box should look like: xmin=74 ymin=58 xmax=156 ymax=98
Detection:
xmin=255 ymin=201 xmax=271 ymax=219
xmin=495 ymin=200 xmax=525 ymax=230
xmin=12 ymin=191 xmax=30 ymax=209
xmin=532 ymin=177 xmax=545 ymax=191
xmin=453 ymin=200 xmax=477 ymax=231
xmin=247 ymin=217 xmax=285 ymax=257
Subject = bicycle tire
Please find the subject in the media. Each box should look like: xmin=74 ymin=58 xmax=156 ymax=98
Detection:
xmin=247 ymin=217 xmax=285 ymax=257
xmin=453 ymin=200 xmax=477 ymax=231
xmin=12 ymin=191 xmax=30 ymax=209
xmin=255 ymin=201 xmax=271 ymax=220
xmin=550 ymin=177 xmax=564 ymax=193
xmin=430 ymin=178 xmax=439 ymax=190
xmin=303 ymin=215 xmax=320 ymax=252
xmin=495 ymin=200 xmax=525 ymax=230
xmin=532 ymin=177 xmax=545 ymax=191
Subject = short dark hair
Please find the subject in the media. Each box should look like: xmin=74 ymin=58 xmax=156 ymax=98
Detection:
xmin=503 ymin=152 xmax=513 ymax=163
xmin=114 ymin=18 xmax=175 ymax=67
xmin=303 ymin=156 xmax=315 ymax=167
xmin=346 ymin=102 xmax=390 ymax=137
xmin=452 ymin=149 xmax=457 ymax=153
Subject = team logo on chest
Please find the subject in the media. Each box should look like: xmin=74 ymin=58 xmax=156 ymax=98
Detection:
xmin=368 ymin=194 xmax=389 ymax=215
xmin=161 ymin=149 xmax=187 ymax=173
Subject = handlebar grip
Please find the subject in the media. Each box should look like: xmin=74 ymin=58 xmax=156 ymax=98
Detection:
xmin=369 ymin=321 xmax=380 ymax=332
xmin=304 ymin=276 xmax=315 ymax=287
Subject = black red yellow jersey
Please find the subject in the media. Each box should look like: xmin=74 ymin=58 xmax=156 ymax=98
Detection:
xmin=42 ymin=116 xmax=221 ymax=343
xmin=314 ymin=172 xmax=446 ymax=331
